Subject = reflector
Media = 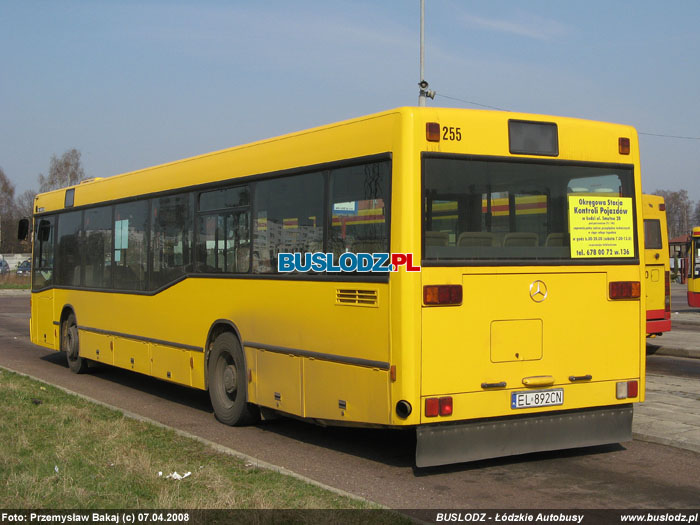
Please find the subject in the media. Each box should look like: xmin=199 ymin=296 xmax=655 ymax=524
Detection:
xmin=627 ymin=380 xmax=639 ymax=398
xmin=425 ymin=398 xmax=439 ymax=417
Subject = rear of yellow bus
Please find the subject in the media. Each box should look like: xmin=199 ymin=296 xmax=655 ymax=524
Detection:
xmin=689 ymin=227 xmax=700 ymax=307
xmin=414 ymin=108 xmax=644 ymax=467
xmin=642 ymin=194 xmax=671 ymax=336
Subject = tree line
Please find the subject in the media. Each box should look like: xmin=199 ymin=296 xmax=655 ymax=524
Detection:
xmin=0 ymin=149 xmax=86 ymax=253
xmin=653 ymin=189 xmax=700 ymax=240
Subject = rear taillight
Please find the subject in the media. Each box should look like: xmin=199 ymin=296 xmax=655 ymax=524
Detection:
xmin=439 ymin=397 xmax=453 ymax=416
xmin=423 ymin=285 xmax=463 ymax=306
xmin=616 ymin=380 xmax=639 ymax=399
xmin=425 ymin=396 xmax=453 ymax=417
xmin=609 ymin=281 xmax=641 ymax=300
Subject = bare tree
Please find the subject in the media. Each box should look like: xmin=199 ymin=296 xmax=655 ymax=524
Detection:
xmin=693 ymin=200 xmax=700 ymax=228
xmin=38 ymin=148 xmax=86 ymax=192
xmin=16 ymin=189 xmax=37 ymax=219
xmin=654 ymin=189 xmax=693 ymax=239
xmin=0 ymin=166 xmax=19 ymax=253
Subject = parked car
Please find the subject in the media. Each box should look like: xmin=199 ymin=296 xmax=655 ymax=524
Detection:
xmin=16 ymin=260 xmax=31 ymax=277
xmin=0 ymin=259 xmax=9 ymax=275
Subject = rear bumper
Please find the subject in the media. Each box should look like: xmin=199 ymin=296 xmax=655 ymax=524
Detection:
xmin=416 ymin=404 xmax=632 ymax=467
xmin=646 ymin=318 xmax=671 ymax=335
xmin=689 ymin=291 xmax=700 ymax=308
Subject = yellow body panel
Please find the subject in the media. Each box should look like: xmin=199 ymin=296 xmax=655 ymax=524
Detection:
xmin=29 ymin=106 xmax=645 ymax=435
xmin=642 ymin=194 xmax=670 ymax=334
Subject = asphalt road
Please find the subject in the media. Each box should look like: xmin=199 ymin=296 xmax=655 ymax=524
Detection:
xmin=1 ymin=293 xmax=699 ymax=509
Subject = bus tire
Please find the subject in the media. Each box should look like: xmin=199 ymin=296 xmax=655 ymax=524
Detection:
xmin=208 ymin=332 xmax=259 ymax=426
xmin=63 ymin=313 xmax=88 ymax=374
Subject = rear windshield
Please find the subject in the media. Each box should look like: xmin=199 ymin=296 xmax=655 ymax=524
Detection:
xmin=423 ymin=156 xmax=637 ymax=263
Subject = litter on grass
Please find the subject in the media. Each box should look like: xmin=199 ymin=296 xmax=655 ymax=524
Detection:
xmin=163 ymin=471 xmax=191 ymax=480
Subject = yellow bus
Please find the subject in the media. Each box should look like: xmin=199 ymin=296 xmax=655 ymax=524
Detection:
xmin=642 ymin=194 xmax=671 ymax=336
xmin=689 ymin=227 xmax=700 ymax=307
xmin=22 ymin=107 xmax=645 ymax=467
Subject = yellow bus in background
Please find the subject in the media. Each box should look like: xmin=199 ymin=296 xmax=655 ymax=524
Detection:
xmin=23 ymin=107 xmax=645 ymax=467
xmin=689 ymin=227 xmax=700 ymax=307
xmin=642 ymin=194 xmax=671 ymax=336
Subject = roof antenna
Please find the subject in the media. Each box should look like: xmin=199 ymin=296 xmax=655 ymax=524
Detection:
xmin=419 ymin=0 xmax=436 ymax=106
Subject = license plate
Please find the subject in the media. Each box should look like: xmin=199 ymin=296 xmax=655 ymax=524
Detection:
xmin=511 ymin=388 xmax=564 ymax=409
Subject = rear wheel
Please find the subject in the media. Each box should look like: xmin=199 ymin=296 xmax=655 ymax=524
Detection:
xmin=208 ymin=332 xmax=259 ymax=426
xmin=63 ymin=313 xmax=88 ymax=374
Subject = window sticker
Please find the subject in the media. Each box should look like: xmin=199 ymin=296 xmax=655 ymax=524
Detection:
xmin=568 ymin=196 xmax=634 ymax=258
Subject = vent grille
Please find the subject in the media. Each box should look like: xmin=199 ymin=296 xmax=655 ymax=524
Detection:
xmin=336 ymin=289 xmax=378 ymax=307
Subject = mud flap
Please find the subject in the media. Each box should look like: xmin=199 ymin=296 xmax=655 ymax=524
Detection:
xmin=416 ymin=404 xmax=633 ymax=468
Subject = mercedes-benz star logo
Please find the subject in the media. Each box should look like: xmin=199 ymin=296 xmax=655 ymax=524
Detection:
xmin=529 ymin=280 xmax=548 ymax=302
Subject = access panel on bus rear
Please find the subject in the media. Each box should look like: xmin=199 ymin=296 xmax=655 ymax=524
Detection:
xmin=420 ymin=268 xmax=641 ymax=420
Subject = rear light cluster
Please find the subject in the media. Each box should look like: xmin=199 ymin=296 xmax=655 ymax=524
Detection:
xmin=609 ymin=281 xmax=641 ymax=300
xmin=616 ymin=380 xmax=639 ymax=399
xmin=426 ymin=122 xmax=441 ymax=142
xmin=423 ymin=285 xmax=462 ymax=306
xmin=425 ymin=396 xmax=453 ymax=417
xmin=619 ymin=137 xmax=630 ymax=155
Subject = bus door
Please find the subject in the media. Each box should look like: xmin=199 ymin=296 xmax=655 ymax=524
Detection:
xmin=32 ymin=216 xmax=57 ymax=348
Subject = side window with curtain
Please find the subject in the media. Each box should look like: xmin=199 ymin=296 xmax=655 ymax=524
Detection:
xmin=32 ymin=216 xmax=55 ymax=290
xmin=114 ymin=201 xmax=149 ymax=291
xmin=84 ymin=206 xmax=112 ymax=288
xmin=56 ymin=210 xmax=83 ymax=286
xmin=151 ymin=194 xmax=193 ymax=289
xmin=196 ymin=186 xmax=250 ymax=273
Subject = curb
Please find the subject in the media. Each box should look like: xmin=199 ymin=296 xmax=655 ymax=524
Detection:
xmin=632 ymin=432 xmax=700 ymax=455
xmin=648 ymin=346 xmax=700 ymax=360
xmin=0 ymin=364 xmax=390 ymax=510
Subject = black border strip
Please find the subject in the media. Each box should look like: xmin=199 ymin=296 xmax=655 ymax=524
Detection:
xmin=244 ymin=341 xmax=390 ymax=370
xmin=31 ymin=272 xmax=390 ymax=296
xmin=77 ymin=325 xmax=203 ymax=352
xmin=35 ymin=153 xmax=392 ymax=216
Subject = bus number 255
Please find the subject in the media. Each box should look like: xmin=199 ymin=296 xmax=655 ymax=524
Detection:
xmin=442 ymin=126 xmax=462 ymax=141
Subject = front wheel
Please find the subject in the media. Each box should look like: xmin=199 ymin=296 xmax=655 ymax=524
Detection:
xmin=63 ymin=313 xmax=88 ymax=374
xmin=208 ymin=332 xmax=259 ymax=426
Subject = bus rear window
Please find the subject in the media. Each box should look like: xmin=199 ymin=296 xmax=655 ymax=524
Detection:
xmin=644 ymin=219 xmax=662 ymax=250
xmin=423 ymin=156 xmax=636 ymax=262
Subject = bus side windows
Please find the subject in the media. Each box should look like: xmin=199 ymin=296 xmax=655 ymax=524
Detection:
xmin=152 ymin=194 xmax=193 ymax=288
xmin=253 ymin=173 xmax=324 ymax=273
xmin=196 ymin=187 xmax=250 ymax=275
xmin=114 ymin=201 xmax=148 ymax=291
xmin=328 ymin=161 xmax=390 ymax=256
xmin=55 ymin=210 xmax=83 ymax=287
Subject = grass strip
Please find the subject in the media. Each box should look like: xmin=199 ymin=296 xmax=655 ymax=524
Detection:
xmin=0 ymin=369 xmax=397 ymax=514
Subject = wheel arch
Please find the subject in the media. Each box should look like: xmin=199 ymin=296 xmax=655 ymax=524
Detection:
xmin=58 ymin=304 xmax=77 ymax=349
xmin=204 ymin=319 xmax=246 ymax=392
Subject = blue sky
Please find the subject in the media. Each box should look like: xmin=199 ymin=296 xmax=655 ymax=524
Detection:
xmin=2 ymin=1 xmax=699 ymax=202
